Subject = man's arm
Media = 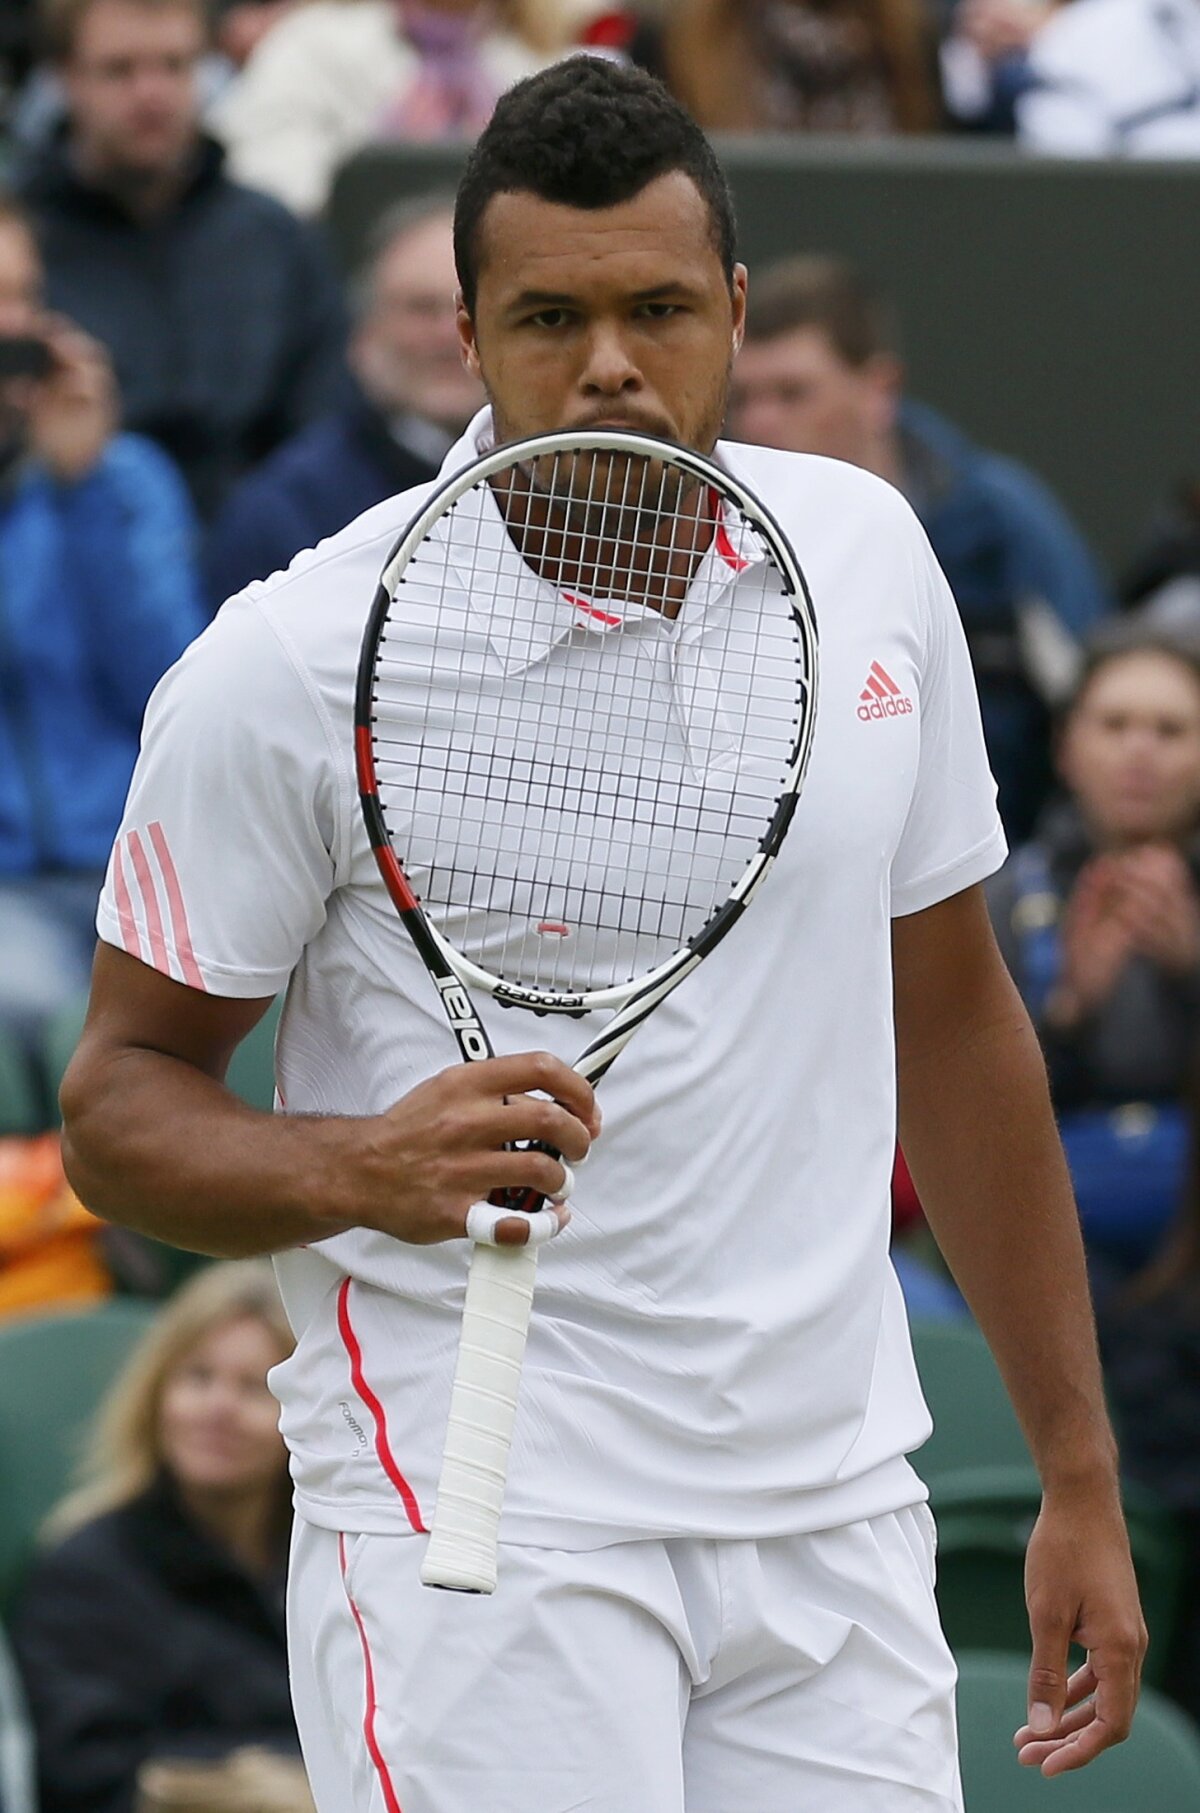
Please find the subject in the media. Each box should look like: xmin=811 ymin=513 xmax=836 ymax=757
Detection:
xmin=60 ymin=943 xmax=597 ymax=1258
xmin=893 ymin=883 xmax=1146 ymax=1774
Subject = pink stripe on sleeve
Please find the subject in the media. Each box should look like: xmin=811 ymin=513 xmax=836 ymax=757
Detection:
xmin=112 ymin=842 xmax=146 ymax=961
xmin=127 ymin=830 xmax=170 ymax=977
xmin=147 ymin=821 xmax=206 ymax=991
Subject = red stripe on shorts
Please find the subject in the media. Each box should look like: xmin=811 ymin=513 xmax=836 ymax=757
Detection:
xmin=338 ymin=1533 xmax=405 ymax=1813
xmin=336 ymin=1278 xmax=427 ymax=1533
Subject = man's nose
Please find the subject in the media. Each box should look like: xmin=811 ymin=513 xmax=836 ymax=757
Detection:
xmin=579 ymin=324 xmax=643 ymax=395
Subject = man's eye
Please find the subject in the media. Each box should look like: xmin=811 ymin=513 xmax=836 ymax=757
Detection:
xmin=636 ymin=303 xmax=680 ymax=320
xmin=528 ymin=309 xmax=572 ymax=329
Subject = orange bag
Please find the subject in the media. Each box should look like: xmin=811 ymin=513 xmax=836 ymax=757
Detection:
xmin=0 ymin=1132 xmax=111 ymax=1316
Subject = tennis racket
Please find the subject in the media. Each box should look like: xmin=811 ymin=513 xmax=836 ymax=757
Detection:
xmin=355 ymin=428 xmax=818 ymax=1593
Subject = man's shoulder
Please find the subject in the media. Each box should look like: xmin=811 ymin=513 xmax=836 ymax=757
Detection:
xmin=230 ymin=475 xmax=442 ymax=655
xmin=719 ymin=436 xmax=920 ymax=539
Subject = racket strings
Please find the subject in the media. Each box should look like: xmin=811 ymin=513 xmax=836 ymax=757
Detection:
xmin=370 ymin=449 xmax=805 ymax=994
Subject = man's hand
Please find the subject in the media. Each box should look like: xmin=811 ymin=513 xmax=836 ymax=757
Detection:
xmin=28 ymin=316 xmax=118 ymax=483
xmin=349 ymin=1051 xmax=599 ymax=1248
xmin=1015 ymin=1484 xmax=1147 ymax=1774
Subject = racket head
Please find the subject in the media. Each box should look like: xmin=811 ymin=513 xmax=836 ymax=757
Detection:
xmin=356 ymin=428 xmax=818 ymax=1013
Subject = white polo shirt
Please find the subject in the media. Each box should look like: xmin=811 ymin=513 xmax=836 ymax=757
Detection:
xmin=99 ymin=411 xmax=1006 ymax=1549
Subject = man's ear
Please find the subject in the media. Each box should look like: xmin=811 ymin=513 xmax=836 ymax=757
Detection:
xmin=731 ymin=263 xmax=748 ymax=357
xmin=456 ymin=291 xmax=482 ymax=377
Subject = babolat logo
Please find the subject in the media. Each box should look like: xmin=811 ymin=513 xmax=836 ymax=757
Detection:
xmin=858 ymin=661 xmax=914 ymax=721
xmin=494 ymin=981 xmax=586 ymax=1011
xmin=435 ymin=975 xmax=491 ymax=1060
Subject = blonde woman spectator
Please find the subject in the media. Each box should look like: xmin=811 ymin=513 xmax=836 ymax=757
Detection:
xmin=11 ymin=1263 xmax=298 ymax=1813
xmin=658 ymin=0 xmax=940 ymax=134
xmin=211 ymin=0 xmax=572 ymax=216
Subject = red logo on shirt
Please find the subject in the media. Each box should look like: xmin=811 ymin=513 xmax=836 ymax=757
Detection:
xmin=857 ymin=662 xmax=913 ymax=722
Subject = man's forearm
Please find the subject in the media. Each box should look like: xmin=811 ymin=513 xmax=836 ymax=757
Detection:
xmin=61 ymin=1047 xmax=361 ymax=1257
xmin=898 ymin=989 xmax=1119 ymax=1496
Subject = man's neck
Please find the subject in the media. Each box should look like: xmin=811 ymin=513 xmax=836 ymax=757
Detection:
xmin=866 ymin=430 xmax=904 ymax=492
xmin=70 ymin=139 xmax=196 ymax=222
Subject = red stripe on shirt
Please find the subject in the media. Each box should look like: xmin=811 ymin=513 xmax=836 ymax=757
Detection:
xmin=336 ymin=1278 xmax=427 ymax=1533
xmin=126 ymin=829 xmax=170 ymax=977
xmin=112 ymin=842 xmax=145 ymax=962
xmin=338 ymin=1533 xmax=405 ymax=1813
xmin=147 ymin=822 xmax=206 ymax=991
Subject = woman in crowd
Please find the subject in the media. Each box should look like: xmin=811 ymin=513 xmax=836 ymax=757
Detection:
xmin=988 ymin=626 xmax=1200 ymax=1289
xmin=212 ymin=0 xmax=582 ymax=216
xmin=657 ymin=0 xmax=940 ymax=134
xmin=1099 ymin=1069 xmax=1200 ymax=1724
xmin=12 ymin=1262 xmax=298 ymax=1813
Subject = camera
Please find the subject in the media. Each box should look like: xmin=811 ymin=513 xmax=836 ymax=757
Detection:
xmin=0 ymin=335 xmax=53 ymax=381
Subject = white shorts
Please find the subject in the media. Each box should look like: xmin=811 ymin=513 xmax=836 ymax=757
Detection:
xmin=288 ymin=1505 xmax=963 ymax=1813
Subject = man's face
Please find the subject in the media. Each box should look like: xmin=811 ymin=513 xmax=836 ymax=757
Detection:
xmin=728 ymin=325 xmax=898 ymax=468
xmin=0 ymin=220 xmax=45 ymax=451
xmin=351 ymin=213 xmax=483 ymax=435
xmin=458 ymin=172 xmax=746 ymax=454
xmin=63 ymin=0 xmax=204 ymax=182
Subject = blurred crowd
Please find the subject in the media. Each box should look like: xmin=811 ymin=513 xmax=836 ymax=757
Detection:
xmin=0 ymin=0 xmax=1197 ymax=1807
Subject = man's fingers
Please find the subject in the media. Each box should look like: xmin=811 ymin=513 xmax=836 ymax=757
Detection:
xmin=1026 ymin=1613 xmax=1073 ymax=1737
xmin=463 ymin=1052 xmax=600 ymax=1135
xmin=495 ymin=1092 xmax=594 ymax=1163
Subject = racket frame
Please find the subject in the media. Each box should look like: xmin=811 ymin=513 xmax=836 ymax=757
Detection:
xmin=354 ymin=428 xmax=818 ymax=1592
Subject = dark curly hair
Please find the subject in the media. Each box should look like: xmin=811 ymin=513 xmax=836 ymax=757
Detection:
xmin=454 ymin=56 xmax=737 ymax=316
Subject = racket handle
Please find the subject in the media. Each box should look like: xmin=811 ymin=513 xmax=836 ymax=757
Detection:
xmin=420 ymin=1240 xmax=539 ymax=1594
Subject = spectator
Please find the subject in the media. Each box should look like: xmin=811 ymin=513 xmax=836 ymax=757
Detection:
xmin=1122 ymin=478 xmax=1200 ymax=632
xmin=1099 ymin=1065 xmax=1200 ymax=1725
xmin=939 ymin=0 xmax=1057 ymax=133
xmin=210 ymin=0 xmax=565 ymax=218
xmin=1017 ymin=0 xmax=1200 ymax=155
xmin=205 ymin=192 xmax=482 ymax=608
xmin=0 ymin=192 xmax=203 ymax=1068
xmin=988 ymin=627 xmax=1200 ymax=1286
xmin=728 ymin=253 xmax=1112 ymax=838
xmin=12 ymin=1261 xmax=299 ymax=1813
xmin=18 ymin=0 xmax=348 ymax=518
xmin=656 ymin=0 xmax=940 ymax=134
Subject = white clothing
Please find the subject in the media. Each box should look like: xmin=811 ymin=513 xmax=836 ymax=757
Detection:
xmin=288 ymin=1508 xmax=964 ymax=1813
xmin=99 ymin=410 xmax=1005 ymax=1554
xmin=209 ymin=3 xmax=551 ymax=215
xmin=1019 ymin=0 xmax=1200 ymax=156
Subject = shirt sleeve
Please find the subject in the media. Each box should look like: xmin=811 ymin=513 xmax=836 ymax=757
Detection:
xmin=96 ymin=592 xmax=346 ymax=997
xmin=890 ymin=519 xmax=1008 ymax=917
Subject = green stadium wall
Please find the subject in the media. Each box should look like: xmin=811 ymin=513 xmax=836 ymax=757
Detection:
xmin=327 ymin=139 xmax=1200 ymax=579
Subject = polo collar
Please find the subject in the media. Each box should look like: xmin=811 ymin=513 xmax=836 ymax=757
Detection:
xmin=432 ymin=409 xmax=766 ymax=674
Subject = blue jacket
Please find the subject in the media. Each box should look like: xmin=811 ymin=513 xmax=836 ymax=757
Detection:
xmin=18 ymin=136 xmax=348 ymax=520
xmin=204 ymin=390 xmax=440 ymax=611
xmin=902 ymin=400 xmax=1112 ymax=839
xmin=0 ymin=435 xmax=205 ymax=875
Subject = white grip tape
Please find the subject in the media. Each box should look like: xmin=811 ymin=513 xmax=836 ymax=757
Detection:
xmin=420 ymin=1242 xmax=539 ymax=1594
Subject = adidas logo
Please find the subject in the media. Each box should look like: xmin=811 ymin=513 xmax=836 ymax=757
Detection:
xmin=858 ymin=661 xmax=914 ymax=722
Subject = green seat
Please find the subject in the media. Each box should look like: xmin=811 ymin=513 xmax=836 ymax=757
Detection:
xmin=932 ymin=1466 xmax=1182 ymax=1689
xmin=909 ymin=1319 xmax=1033 ymax=1485
xmin=38 ymin=991 xmax=90 ymax=1117
xmin=0 ymin=1621 xmax=36 ymax=1813
xmin=0 ymin=1027 xmax=42 ymax=1137
xmin=956 ymin=1650 xmax=1200 ymax=1810
xmin=0 ymin=1301 xmax=156 ymax=1613
xmin=42 ymin=991 xmax=282 ymax=1115
xmin=223 ymin=995 xmax=283 ymax=1112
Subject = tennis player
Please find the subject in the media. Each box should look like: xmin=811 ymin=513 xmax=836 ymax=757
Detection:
xmin=62 ymin=57 xmax=1144 ymax=1813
